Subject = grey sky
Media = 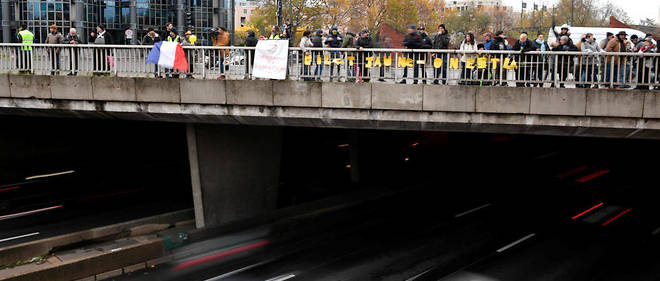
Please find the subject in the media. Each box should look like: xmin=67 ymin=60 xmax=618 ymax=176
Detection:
xmin=502 ymin=0 xmax=659 ymax=25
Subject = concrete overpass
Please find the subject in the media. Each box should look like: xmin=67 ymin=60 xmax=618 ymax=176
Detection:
xmin=2 ymin=75 xmax=659 ymax=228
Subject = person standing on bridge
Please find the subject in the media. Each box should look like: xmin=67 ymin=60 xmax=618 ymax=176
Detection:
xmin=325 ymin=26 xmax=343 ymax=81
xmin=356 ymin=29 xmax=374 ymax=83
xmin=432 ymin=24 xmax=450 ymax=85
xmin=44 ymin=24 xmax=64 ymax=75
xmin=400 ymin=24 xmax=423 ymax=84
xmin=512 ymin=32 xmax=536 ymax=87
xmin=211 ymin=27 xmax=230 ymax=79
xmin=245 ymin=30 xmax=258 ymax=79
xmin=64 ymin=28 xmax=82 ymax=76
xmin=90 ymin=25 xmax=113 ymax=75
xmin=142 ymin=28 xmax=161 ymax=77
xmin=16 ymin=24 xmax=34 ymax=73
xmin=311 ymin=29 xmax=325 ymax=80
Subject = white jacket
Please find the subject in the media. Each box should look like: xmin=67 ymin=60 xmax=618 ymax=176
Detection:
xmin=459 ymin=40 xmax=478 ymax=62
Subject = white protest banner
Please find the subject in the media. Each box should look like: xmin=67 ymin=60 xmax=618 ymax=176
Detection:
xmin=252 ymin=40 xmax=289 ymax=80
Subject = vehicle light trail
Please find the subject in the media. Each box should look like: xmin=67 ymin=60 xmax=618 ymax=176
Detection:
xmin=173 ymin=239 xmax=270 ymax=271
xmin=0 ymin=205 xmax=63 ymax=221
xmin=0 ymin=232 xmax=39 ymax=243
xmin=572 ymin=202 xmax=604 ymax=220
xmin=25 ymin=170 xmax=75 ymax=180
xmin=601 ymin=208 xmax=632 ymax=226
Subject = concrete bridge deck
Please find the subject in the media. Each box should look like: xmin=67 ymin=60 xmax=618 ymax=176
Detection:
xmin=1 ymin=74 xmax=659 ymax=139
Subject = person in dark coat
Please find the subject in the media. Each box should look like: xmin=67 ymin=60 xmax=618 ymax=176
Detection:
xmin=64 ymin=28 xmax=82 ymax=76
xmin=311 ymin=29 xmax=324 ymax=79
xmin=142 ymin=28 xmax=161 ymax=77
xmin=325 ymin=26 xmax=343 ymax=80
xmin=400 ymin=24 xmax=423 ymax=84
xmin=552 ymin=35 xmax=578 ymax=88
xmin=244 ymin=30 xmax=258 ymax=77
xmin=417 ymin=26 xmax=432 ymax=84
xmin=356 ymin=29 xmax=374 ymax=82
xmin=432 ymin=24 xmax=450 ymax=84
xmin=90 ymin=25 xmax=113 ymax=74
xmin=512 ymin=32 xmax=537 ymax=87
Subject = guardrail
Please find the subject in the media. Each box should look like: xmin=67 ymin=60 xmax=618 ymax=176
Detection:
xmin=1 ymin=43 xmax=659 ymax=89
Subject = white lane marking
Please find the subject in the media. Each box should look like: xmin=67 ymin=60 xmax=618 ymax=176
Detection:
xmin=25 ymin=170 xmax=75 ymax=180
xmin=0 ymin=205 xmax=63 ymax=220
xmin=0 ymin=232 xmax=40 ymax=243
xmin=110 ymin=248 xmax=123 ymax=252
xmin=265 ymin=274 xmax=296 ymax=281
xmin=496 ymin=233 xmax=536 ymax=253
xmin=405 ymin=267 xmax=434 ymax=281
xmin=454 ymin=203 xmax=492 ymax=218
xmin=652 ymin=227 xmax=660 ymax=236
xmin=203 ymin=260 xmax=272 ymax=281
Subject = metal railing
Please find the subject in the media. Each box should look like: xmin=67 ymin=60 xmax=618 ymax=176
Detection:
xmin=1 ymin=43 xmax=659 ymax=89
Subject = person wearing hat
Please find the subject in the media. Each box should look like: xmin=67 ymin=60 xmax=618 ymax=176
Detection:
xmin=90 ymin=25 xmax=113 ymax=74
xmin=432 ymin=24 xmax=450 ymax=84
xmin=605 ymin=31 xmax=630 ymax=88
xmin=551 ymin=24 xmax=572 ymax=48
xmin=356 ymin=29 xmax=374 ymax=82
xmin=167 ymin=28 xmax=180 ymax=43
xmin=401 ymin=24 xmax=423 ymax=84
xmin=325 ymin=26 xmax=343 ymax=81
xmin=181 ymin=30 xmax=197 ymax=78
xmin=44 ymin=24 xmax=64 ymax=75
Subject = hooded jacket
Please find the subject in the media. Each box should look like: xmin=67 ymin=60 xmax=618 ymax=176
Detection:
xmin=433 ymin=31 xmax=450 ymax=49
xmin=341 ymin=32 xmax=355 ymax=48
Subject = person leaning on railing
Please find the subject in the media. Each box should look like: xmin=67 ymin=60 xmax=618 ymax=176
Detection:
xmin=325 ymin=26 xmax=343 ymax=81
xmin=356 ymin=29 xmax=374 ymax=83
xmin=16 ymin=24 xmax=34 ymax=73
xmin=341 ymin=28 xmax=356 ymax=82
xmin=512 ymin=32 xmax=536 ymax=87
xmin=604 ymin=31 xmax=630 ymax=88
xmin=64 ymin=28 xmax=82 ymax=76
xmin=635 ymin=38 xmax=657 ymax=90
xmin=142 ymin=28 xmax=161 ymax=78
xmin=310 ymin=30 xmax=324 ymax=80
xmin=400 ymin=24 xmax=423 ymax=84
xmin=299 ymin=30 xmax=314 ymax=81
xmin=552 ymin=35 xmax=578 ymax=88
xmin=210 ymin=27 xmax=229 ymax=79
xmin=182 ymin=30 xmax=197 ymax=78
xmin=458 ymin=33 xmax=477 ymax=85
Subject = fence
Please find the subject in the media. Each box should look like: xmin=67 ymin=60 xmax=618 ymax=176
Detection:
xmin=1 ymin=43 xmax=659 ymax=89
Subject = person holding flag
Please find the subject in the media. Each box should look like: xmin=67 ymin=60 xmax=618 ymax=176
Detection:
xmin=145 ymin=35 xmax=189 ymax=76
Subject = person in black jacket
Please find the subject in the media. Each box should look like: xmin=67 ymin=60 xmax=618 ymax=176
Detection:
xmin=532 ymin=33 xmax=550 ymax=86
xmin=512 ymin=32 xmax=537 ymax=87
xmin=245 ymin=30 xmax=258 ymax=77
xmin=552 ymin=35 xmax=578 ymax=88
xmin=311 ymin=29 xmax=324 ymax=80
xmin=417 ymin=26 xmax=432 ymax=84
xmin=356 ymin=29 xmax=374 ymax=82
xmin=432 ymin=24 xmax=450 ymax=84
xmin=142 ymin=28 xmax=161 ymax=77
xmin=400 ymin=24 xmax=423 ymax=84
xmin=488 ymin=31 xmax=507 ymax=85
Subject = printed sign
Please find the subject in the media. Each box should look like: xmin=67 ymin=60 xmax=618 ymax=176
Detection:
xmin=253 ymin=40 xmax=289 ymax=80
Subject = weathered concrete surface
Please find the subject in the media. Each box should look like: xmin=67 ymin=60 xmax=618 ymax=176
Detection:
xmin=586 ymin=89 xmax=645 ymax=118
xmin=372 ymin=83 xmax=422 ymax=110
xmin=321 ymin=82 xmax=371 ymax=109
xmin=135 ymin=78 xmax=180 ymax=103
xmin=643 ymin=91 xmax=660 ymax=119
xmin=92 ymin=77 xmax=136 ymax=101
xmin=476 ymin=86 xmax=531 ymax=114
xmin=0 ymin=75 xmax=10 ymax=97
xmin=273 ymin=80 xmax=321 ymax=107
xmin=9 ymin=75 xmax=51 ymax=99
xmin=50 ymin=76 xmax=93 ymax=100
xmin=530 ymin=87 xmax=586 ymax=116
xmin=181 ymin=79 xmax=226 ymax=104
xmin=1 ymin=75 xmax=660 ymax=139
xmin=226 ymin=80 xmax=273 ymax=106
xmin=423 ymin=85 xmax=475 ymax=112
xmin=189 ymin=125 xmax=281 ymax=227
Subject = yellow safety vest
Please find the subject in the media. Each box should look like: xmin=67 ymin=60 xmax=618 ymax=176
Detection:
xmin=18 ymin=30 xmax=34 ymax=51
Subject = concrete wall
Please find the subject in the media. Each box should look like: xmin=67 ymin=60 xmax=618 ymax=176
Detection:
xmin=0 ymin=75 xmax=659 ymax=139
xmin=187 ymin=124 xmax=282 ymax=228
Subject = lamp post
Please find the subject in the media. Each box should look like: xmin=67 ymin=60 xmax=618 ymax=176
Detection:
xmin=570 ymin=0 xmax=574 ymax=26
xmin=521 ymin=1 xmax=526 ymax=31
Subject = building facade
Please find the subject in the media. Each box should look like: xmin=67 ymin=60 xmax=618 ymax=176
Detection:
xmin=445 ymin=0 xmax=503 ymax=10
xmin=233 ymin=0 xmax=256 ymax=28
xmin=0 ymin=0 xmax=233 ymax=44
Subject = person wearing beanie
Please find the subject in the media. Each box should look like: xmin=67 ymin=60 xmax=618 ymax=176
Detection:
xmin=432 ymin=23 xmax=450 ymax=84
xmin=552 ymin=34 xmax=578 ymax=88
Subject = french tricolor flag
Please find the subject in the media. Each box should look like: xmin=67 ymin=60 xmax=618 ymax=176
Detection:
xmin=146 ymin=41 xmax=189 ymax=71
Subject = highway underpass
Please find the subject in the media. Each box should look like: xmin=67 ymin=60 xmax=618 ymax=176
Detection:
xmin=1 ymin=115 xmax=660 ymax=281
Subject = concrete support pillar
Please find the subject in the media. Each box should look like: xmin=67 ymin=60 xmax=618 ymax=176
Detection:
xmin=129 ymin=0 xmax=137 ymax=44
xmin=186 ymin=124 xmax=282 ymax=228
xmin=73 ymin=0 xmax=86 ymax=43
xmin=176 ymin=0 xmax=185 ymax=36
xmin=1 ymin=0 xmax=11 ymax=43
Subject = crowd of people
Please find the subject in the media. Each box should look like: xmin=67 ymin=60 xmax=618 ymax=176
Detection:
xmin=12 ymin=21 xmax=660 ymax=88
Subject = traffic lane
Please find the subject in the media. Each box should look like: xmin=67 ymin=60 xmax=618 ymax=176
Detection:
xmin=438 ymin=211 xmax=647 ymax=281
xmin=593 ymin=239 xmax=660 ymax=281
xmin=117 ymin=185 xmax=501 ymax=281
xmin=0 ymin=201 xmax=190 ymax=248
